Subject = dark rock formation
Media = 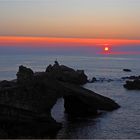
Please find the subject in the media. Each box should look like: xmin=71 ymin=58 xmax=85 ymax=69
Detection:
xmin=123 ymin=69 xmax=131 ymax=72
xmin=64 ymin=96 xmax=98 ymax=116
xmin=0 ymin=80 xmax=16 ymax=88
xmin=124 ymin=79 xmax=140 ymax=90
xmin=88 ymin=77 xmax=97 ymax=83
xmin=0 ymin=61 xmax=120 ymax=138
xmin=123 ymin=75 xmax=140 ymax=90
xmin=98 ymin=78 xmax=114 ymax=82
xmin=16 ymin=65 xmax=34 ymax=85
xmin=45 ymin=61 xmax=88 ymax=85
xmin=88 ymin=77 xmax=115 ymax=83
xmin=63 ymin=84 xmax=119 ymax=116
xmin=122 ymin=75 xmax=140 ymax=80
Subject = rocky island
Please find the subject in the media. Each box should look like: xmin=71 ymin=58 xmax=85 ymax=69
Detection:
xmin=123 ymin=75 xmax=140 ymax=90
xmin=0 ymin=61 xmax=120 ymax=138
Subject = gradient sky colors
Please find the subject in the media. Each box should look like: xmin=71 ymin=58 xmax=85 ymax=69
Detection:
xmin=0 ymin=0 xmax=140 ymax=54
xmin=1 ymin=0 xmax=140 ymax=39
xmin=1 ymin=36 xmax=140 ymax=47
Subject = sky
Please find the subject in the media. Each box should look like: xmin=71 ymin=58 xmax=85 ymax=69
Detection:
xmin=0 ymin=0 xmax=140 ymax=54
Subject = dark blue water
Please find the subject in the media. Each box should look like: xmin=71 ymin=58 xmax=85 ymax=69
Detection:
xmin=0 ymin=54 xmax=140 ymax=139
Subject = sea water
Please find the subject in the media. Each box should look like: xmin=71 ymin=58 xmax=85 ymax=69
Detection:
xmin=0 ymin=54 xmax=140 ymax=139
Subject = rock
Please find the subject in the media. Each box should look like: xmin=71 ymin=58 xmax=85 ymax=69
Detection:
xmin=45 ymin=64 xmax=52 ymax=72
xmin=123 ymin=75 xmax=140 ymax=90
xmin=0 ymin=80 xmax=16 ymax=88
xmin=0 ymin=106 xmax=62 ymax=138
xmin=88 ymin=77 xmax=115 ymax=83
xmin=46 ymin=61 xmax=74 ymax=73
xmin=60 ymin=82 xmax=120 ymax=116
xmin=88 ymin=77 xmax=97 ymax=83
xmin=122 ymin=75 xmax=140 ymax=80
xmin=4 ymin=121 xmax=61 ymax=138
xmin=123 ymin=69 xmax=131 ymax=72
xmin=64 ymin=96 xmax=98 ymax=116
xmin=0 ymin=79 xmax=62 ymax=138
xmin=124 ymin=79 xmax=140 ymax=90
xmin=16 ymin=65 xmax=34 ymax=85
xmin=45 ymin=61 xmax=88 ymax=85
xmin=107 ymin=79 xmax=114 ymax=82
xmin=0 ymin=63 xmax=120 ymax=137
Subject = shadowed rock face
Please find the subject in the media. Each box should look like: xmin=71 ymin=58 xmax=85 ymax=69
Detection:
xmin=61 ymin=82 xmax=120 ymax=115
xmin=0 ymin=61 xmax=120 ymax=137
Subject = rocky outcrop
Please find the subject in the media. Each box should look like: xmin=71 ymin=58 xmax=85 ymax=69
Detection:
xmin=123 ymin=75 xmax=140 ymax=90
xmin=122 ymin=75 xmax=140 ymax=80
xmin=0 ymin=61 xmax=120 ymax=138
xmin=16 ymin=65 xmax=34 ymax=85
xmin=123 ymin=69 xmax=131 ymax=72
xmin=124 ymin=79 xmax=140 ymax=90
xmin=0 ymin=80 xmax=16 ymax=88
xmin=88 ymin=77 xmax=115 ymax=83
xmin=63 ymin=83 xmax=119 ymax=116
xmin=45 ymin=61 xmax=88 ymax=85
xmin=88 ymin=77 xmax=97 ymax=83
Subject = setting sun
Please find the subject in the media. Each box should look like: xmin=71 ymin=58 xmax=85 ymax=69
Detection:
xmin=104 ymin=47 xmax=109 ymax=51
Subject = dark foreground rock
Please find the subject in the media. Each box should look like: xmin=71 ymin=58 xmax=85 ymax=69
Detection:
xmin=0 ymin=61 xmax=120 ymax=138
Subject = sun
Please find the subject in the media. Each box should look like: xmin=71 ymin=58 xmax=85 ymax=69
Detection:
xmin=102 ymin=44 xmax=111 ymax=54
xmin=104 ymin=47 xmax=109 ymax=51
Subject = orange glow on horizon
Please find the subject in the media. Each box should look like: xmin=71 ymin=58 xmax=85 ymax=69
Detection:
xmin=0 ymin=36 xmax=140 ymax=48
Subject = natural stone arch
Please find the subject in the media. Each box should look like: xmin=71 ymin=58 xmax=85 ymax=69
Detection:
xmin=0 ymin=63 xmax=120 ymax=138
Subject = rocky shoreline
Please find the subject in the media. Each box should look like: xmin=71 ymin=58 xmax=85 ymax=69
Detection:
xmin=0 ymin=61 xmax=120 ymax=138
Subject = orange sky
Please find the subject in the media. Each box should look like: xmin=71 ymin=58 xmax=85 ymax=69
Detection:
xmin=0 ymin=36 xmax=140 ymax=48
xmin=0 ymin=1 xmax=140 ymax=40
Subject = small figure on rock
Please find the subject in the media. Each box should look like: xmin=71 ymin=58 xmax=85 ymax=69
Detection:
xmin=54 ymin=59 xmax=59 ymax=66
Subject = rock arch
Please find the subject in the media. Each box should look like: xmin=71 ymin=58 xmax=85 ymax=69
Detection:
xmin=0 ymin=63 xmax=120 ymax=137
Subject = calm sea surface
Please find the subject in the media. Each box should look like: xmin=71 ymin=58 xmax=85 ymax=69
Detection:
xmin=0 ymin=54 xmax=140 ymax=139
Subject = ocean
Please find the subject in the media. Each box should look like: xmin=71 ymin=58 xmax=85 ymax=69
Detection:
xmin=0 ymin=53 xmax=140 ymax=139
